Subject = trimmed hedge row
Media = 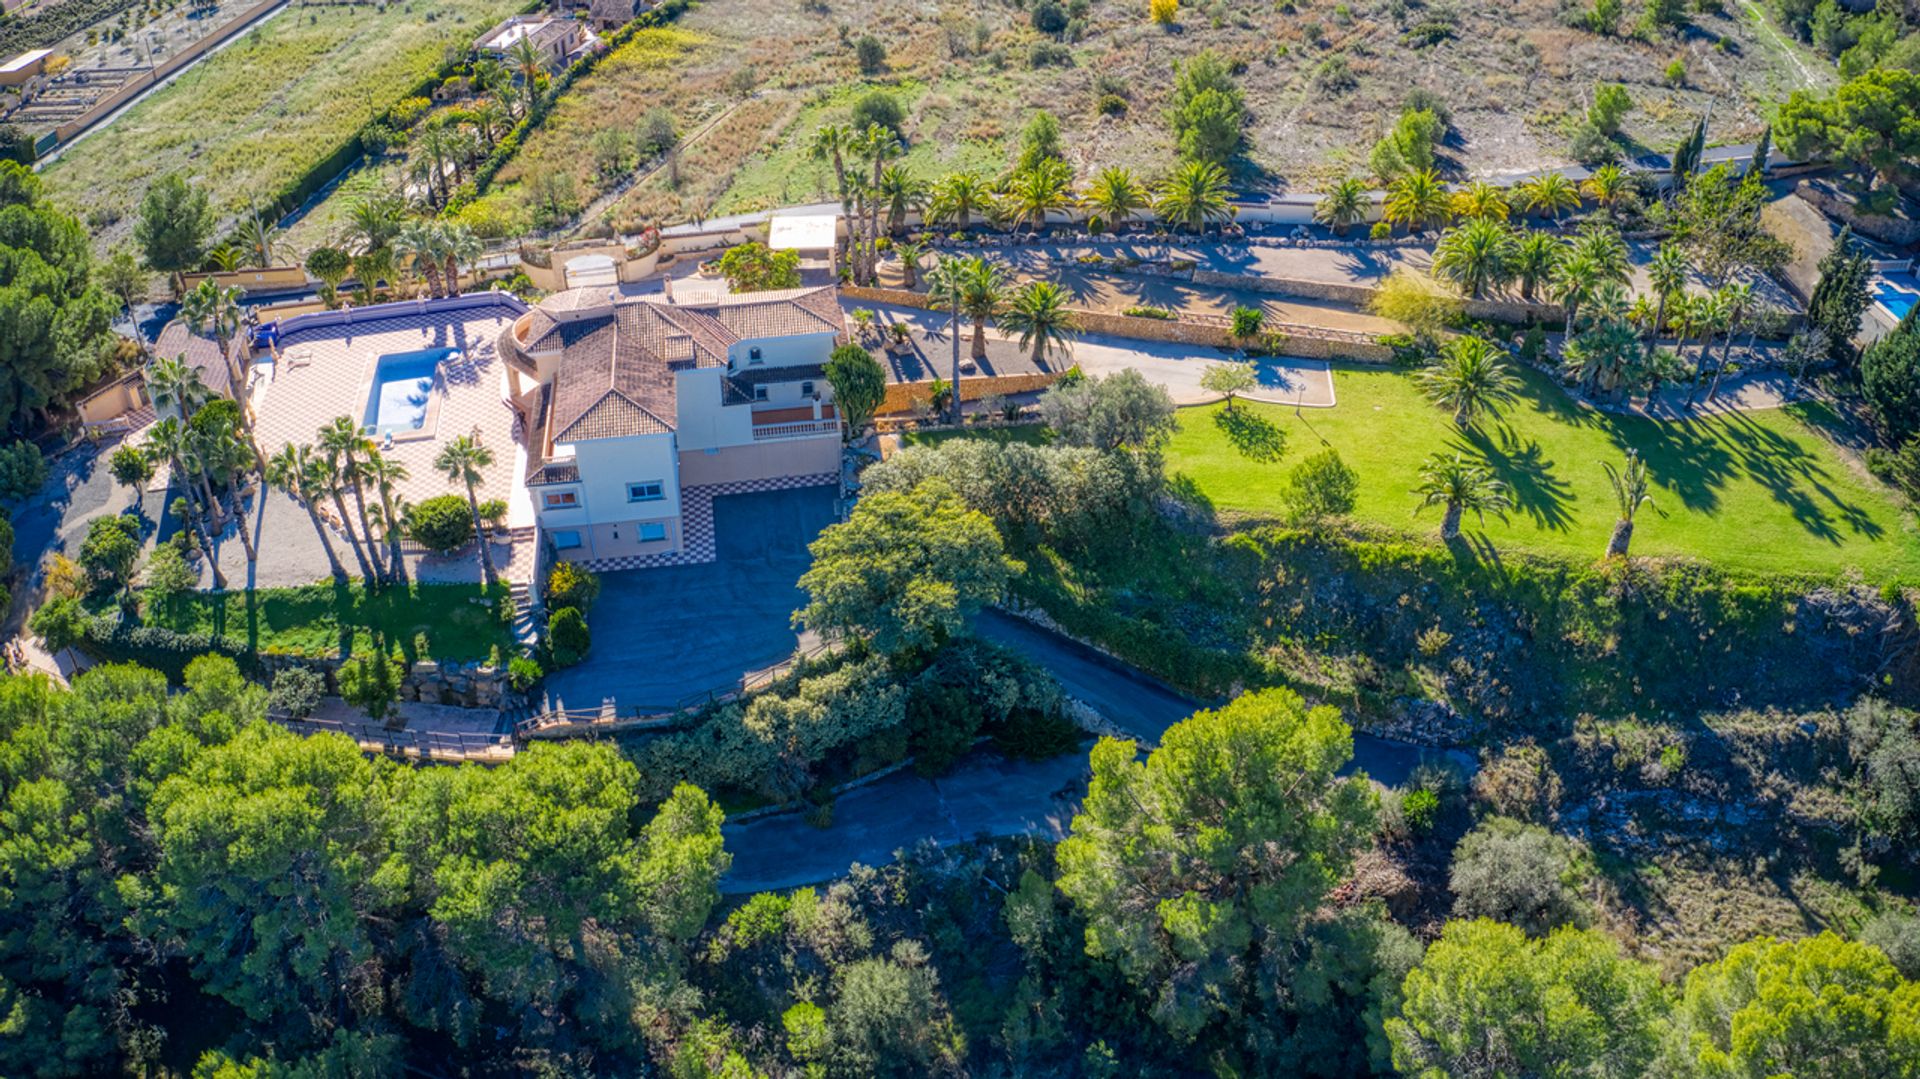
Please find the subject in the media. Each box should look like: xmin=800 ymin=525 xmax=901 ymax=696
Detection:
xmin=83 ymin=615 xmax=254 ymax=682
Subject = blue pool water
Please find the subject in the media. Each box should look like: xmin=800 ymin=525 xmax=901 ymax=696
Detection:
xmin=364 ymin=348 xmax=451 ymax=435
xmin=1876 ymin=273 xmax=1919 ymax=323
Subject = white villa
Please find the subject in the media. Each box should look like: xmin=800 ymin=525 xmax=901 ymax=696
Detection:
xmin=500 ymin=285 xmax=846 ymax=568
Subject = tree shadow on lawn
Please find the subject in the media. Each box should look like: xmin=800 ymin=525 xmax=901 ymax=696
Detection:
xmin=1452 ymin=423 xmax=1576 ymax=533
xmin=1214 ymin=407 xmax=1287 ymax=462
xmin=1716 ymin=408 xmax=1883 ymax=545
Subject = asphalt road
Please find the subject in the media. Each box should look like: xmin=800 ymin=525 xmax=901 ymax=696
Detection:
xmin=719 ymin=609 xmax=1476 ymax=893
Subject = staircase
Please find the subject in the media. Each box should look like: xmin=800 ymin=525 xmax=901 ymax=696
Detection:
xmin=509 ymin=579 xmax=542 ymax=649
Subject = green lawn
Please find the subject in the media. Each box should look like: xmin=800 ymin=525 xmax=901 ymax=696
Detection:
xmin=1165 ymin=364 xmax=1920 ymax=582
xmin=144 ymin=581 xmax=512 ymax=662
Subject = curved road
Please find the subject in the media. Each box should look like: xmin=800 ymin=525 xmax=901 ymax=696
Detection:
xmin=720 ymin=610 xmax=1476 ymax=892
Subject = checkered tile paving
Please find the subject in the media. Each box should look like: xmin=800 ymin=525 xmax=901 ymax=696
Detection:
xmin=572 ymin=472 xmax=837 ymax=573
xmin=254 ymin=309 xmax=522 ymax=512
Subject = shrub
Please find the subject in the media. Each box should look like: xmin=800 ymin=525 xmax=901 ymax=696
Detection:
xmin=1369 ymin=221 xmax=1393 ymax=240
xmin=1284 ymin=448 xmax=1359 ymax=524
xmin=1028 ymin=41 xmax=1073 ymax=68
xmin=1230 ymin=305 xmax=1264 ymax=340
xmin=1123 ymin=305 xmax=1175 ymax=319
xmin=1149 ymin=0 xmax=1178 ymax=24
xmin=79 ymin=514 xmax=140 ymax=593
xmin=546 ymin=561 xmax=601 ymax=613
xmin=851 ymin=90 xmax=906 ymax=137
xmin=109 ymin=445 xmax=153 ymax=489
xmin=0 ymin=439 xmax=45 ymax=501
xmin=267 ymin=666 xmax=325 ymax=720
xmin=1450 ymin=816 xmax=1590 ymax=935
xmin=1472 ymin=741 xmax=1564 ymax=822
xmin=339 ymin=650 xmax=405 ymax=722
xmin=1587 ymin=82 xmax=1633 ymax=135
xmin=507 ymin=655 xmax=543 ymax=692
xmin=140 ymin=545 xmax=194 ymax=614
xmin=1032 ymin=0 xmax=1068 ymax=33
xmin=1862 ymin=911 xmax=1920 ymax=979
xmin=407 ymin=494 xmax=474 ymax=553
xmin=1403 ymin=787 xmax=1441 ymax=832
xmin=549 ymin=607 xmax=591 ymax=667
xmin=1096 ymin=93 xmax=1128 ymax=117
xmin=853 ymin=33 xmax=886 ymax=74
xmin=1665 ymin=56 xmax=1688 ymax=85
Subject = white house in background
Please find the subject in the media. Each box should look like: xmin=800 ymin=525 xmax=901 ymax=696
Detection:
xmin=499 ymin=285 xmax=845 ymax=564
xmin=474 ymin=15 xmax=596 ymax=71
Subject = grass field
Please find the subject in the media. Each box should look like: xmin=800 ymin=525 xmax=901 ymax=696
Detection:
xmin=1163 ymin=364 xmax=1919 ymax=581
xmin=42 ymin=0 xmax=523 ymax=251
xmin=144 ymin=580 xmax=512 ymax=662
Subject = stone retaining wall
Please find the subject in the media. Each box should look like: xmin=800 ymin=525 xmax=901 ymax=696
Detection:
xmin=1192 ymin=267 xmax=1563 ymax=326
xmin=256 ymin=652 xmax=511 ymax=710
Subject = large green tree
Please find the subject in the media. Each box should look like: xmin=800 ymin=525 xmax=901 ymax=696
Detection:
xmin=1053 ymin=689 xmax=1377 ymax=1040
xmin=1776 ymin=68 xmax=1920 ymax=187
xmin=134 ymin=174 xmax=214 ymax=293
xmin=0 ymin=162 xmax=117 ymax=432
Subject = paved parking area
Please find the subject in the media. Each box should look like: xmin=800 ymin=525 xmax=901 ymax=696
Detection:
xmin=536 ymin=485 xmax=838 ymax=713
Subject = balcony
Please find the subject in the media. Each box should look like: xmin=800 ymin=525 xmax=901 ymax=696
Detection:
xmin=751 ymin=418 xmax=840 ymax=441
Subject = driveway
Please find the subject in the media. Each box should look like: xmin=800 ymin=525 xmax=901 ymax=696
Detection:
xmin=6 ymin=436 xmax=160 ymax=633
xmin=538 ymin=485 xmax=836 ymax=714
xmin=720 ymin=609 xmax=1476 ymax=892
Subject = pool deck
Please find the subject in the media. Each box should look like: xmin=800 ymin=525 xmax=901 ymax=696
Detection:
xmin=251 ymin=307 xmax=524 ymax=518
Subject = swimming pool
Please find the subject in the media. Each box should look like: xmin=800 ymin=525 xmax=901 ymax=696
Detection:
xmin=363 ymin=347 xmax=452 ymax=437
xmin=1875 ymin=273 xmax=1919 ymax=323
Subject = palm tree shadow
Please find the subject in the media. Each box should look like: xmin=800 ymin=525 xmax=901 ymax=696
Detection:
xmin=1454 ymin=424 xmax=1576 ymax=532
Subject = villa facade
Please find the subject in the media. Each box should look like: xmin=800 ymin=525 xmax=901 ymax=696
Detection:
xmin=500 ymin=285 xmax=845 ymax=566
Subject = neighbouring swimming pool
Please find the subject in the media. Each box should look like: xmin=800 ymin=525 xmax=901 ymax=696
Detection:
xmin=363 ymin=348 xmax=453 ymax=436
xmin=1875 ymin=273 xmax=1918 ymax=323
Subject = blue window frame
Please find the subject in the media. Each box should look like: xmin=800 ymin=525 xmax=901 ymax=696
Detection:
xmin=551 ymin=530 xmax=582 ymax=550
xmin=627 ymin=480 xmax=664 ymax=502
xmin=637 ymin=521 xmax=668 ymax=542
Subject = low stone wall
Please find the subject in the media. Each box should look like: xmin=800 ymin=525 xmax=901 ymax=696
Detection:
xmin=877 ymin=372 xmax=1059 ymax=415
xmin=256 ymin=652 xmax=511 ymax=710
xmin=1192 ymin=267 xmax=1563 ymax=326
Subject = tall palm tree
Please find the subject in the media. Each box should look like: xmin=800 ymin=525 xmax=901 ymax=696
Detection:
xmin=998 ymin=280 xmax=1080 ymax=365
xmin=1415 ymin=453 xmax=1512 ymax=541
xmin=930 ymin=256 xmax=1007 ymax=361
xmin=854 ymin=125 xmax=900 ymax=283
xmin=1571 ymin=223 xmax=1630 ymax=287
xmin=319 ymin=416 xmax=386 ymax=584
xmin=1516 ymin=172 xmax=1581 ymax=220
xmin=1551 ymin=251 xmax=1600 ymax=337
xmin=928 ymin=171 xmax=991 ymax=231
xmin=183 ymin=420 xmax=230 ymax=534
xmin=1083 ymin=166 xmax=1150 ymax=231
xmin=441 ymin=224 xmax=482 ymax=298
xmin=145 ymin=354 xmax=210 ymax=420
xmin=1683 ymin=289 xmax=1731 ymax=407
xmin=1154 ymin=160 xmax=1235 ymax=234
xmin=507 ymin=37 xmax=545 ymax=115
xmin=364 ymin=452 xmax=411 ymax=587
xmin=1432 ymin=218 xmax=1514 ymax=299
xmin=1602 ymin=450 xmax=1656 ymax=558
xmin=266 ymin=444 xmax=349 ymax=585
xmin=1383 ymin=169 xmax=1451 ymax=234
xmin=472 ymin=58 xmax=517 ymax=118
xmin=1644 ymin=242 xmax=1690 ymax=361
xmin=1313 ymin=177 xmax=1370 ymax=236
xmin=1708 ymin=281 xmax=1755 ymax=401
xmin=434 ymin=436 xmax=497 ymax=588
xmin=1581 ymin=164 xmax=1632 ymax=218
xmin=393 ymin=220 xmax=447 ymax=299
xmin=181 ymin=279 xmax=264 ymax=470
xmin=146 ymin=418 xmax=228 ymax=591
xmin=345 ymin=191 xmax=405 ymax=256
xmin=1003 ymin=158 xmax=1075 ymax=231
xmin=809 ymin=124 xmax=853 ymax=214
xmin=206 ymin=427 xmax=258 ymax=576
xmin=1417 ymin=336 xmax=1520 ymax=428
xmin=236 ymin=213 xmax=278 ymax=269
xmin=412 ymin=124 xmax=455 ymax=207
xmin=472 ymin=99 xmax=511 ymax=150
xmin=1451 ymin=182 xmax=1510 ymax=222
xmin=877 ymin=163 xmax=927 ymax=235
xmin=1511 ymin=231 xmax=1563 ymax=303
xmin=352 ymin=247 xmax=397 ymax=305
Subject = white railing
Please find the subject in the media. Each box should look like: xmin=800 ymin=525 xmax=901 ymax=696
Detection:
xmin=751 ymin=420 xmax=839 ymax=441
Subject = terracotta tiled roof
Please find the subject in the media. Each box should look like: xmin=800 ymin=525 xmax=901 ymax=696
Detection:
xmin=151 ymin=320 xmax=237 ymax=398
xmin=704 ymin=287 xmax=845 ymax=341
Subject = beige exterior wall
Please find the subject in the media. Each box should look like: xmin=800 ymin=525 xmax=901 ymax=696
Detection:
xmin=76 ymin=375 xmax=147 ymax=425
xmin=679 ymin=435 xmax=839 ymax=486
xmin=182 ymin=266 xmax=311 ymax=296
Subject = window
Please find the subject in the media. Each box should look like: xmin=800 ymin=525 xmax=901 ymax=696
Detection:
xmin=551 ymin=530 xmax=582 ymax=550
xmin=543 ymin=491 xmax=578 ymax=509
xmin=637 ymin=521 xmax=668 ymax=543
xmin=753 ymin=385 xmax=769 ymax=401
xmin=627 ymin=480 xmax=664 ymax=502
xmin=748 ymin=346 xmax=763 ymax=364
xmin=801 ymin=381 xmax=815 ymax=397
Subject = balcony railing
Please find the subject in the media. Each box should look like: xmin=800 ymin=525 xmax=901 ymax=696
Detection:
xmin=751 ymin=419 xmax=840 ymax=441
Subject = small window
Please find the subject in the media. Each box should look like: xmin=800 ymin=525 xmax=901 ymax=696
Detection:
xmin=551 ymin=529 xmax=582 ymax=550
xmin=753 ymin=385 xmax=769 ymax=401
xmin=543 ymin=491 xmax=578 ymax=508
xmin=748 ymin=347 xmax=763 ymax=364
xmin=801 ymin=381 xmax=815 ymax=397
xmin=637 ymin=521 xmax=668 ymax=543
xmin=627 ymin=480 xmax=664 ymax=502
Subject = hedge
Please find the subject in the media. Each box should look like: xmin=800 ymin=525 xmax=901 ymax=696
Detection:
xmin=83 ymin=615 xmax=253 ymax=682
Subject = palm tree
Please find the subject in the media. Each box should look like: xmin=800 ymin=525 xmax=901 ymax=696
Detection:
xmin=266 ymin=444 xmax=349 ymax=585
xmin=1383 ymin=169 xmax=1451 ymax=234
xmin=1511 ymin=230 xmax=1563 ymax=303
xmin=854 ymin=125 xmax=900 ymax=282
xmin=147 ymin=418 xmax=228 ymax=591
xmin=1314 ymin=177 xmax=1370 ymax=236
xmin=877 ymin=164 xmax=927 ymax=235
xmin=1562 ymin=318 xmax=1641 ymax=398
xmin=1154 ymin=160 xmax=1235 ymax=234
xmin=928 ymin=171 xmax=990 ymax=231
xmin=1415 ymin=453 xmax=1512 ymax=541
xmin=412 ymin=124 xmax=455 ymax=207
xmin=205 ymin=245 xmax=243 ymax=272
xmin=180 ymin=278 xmax=246 ymax=395
xmin=507 ymin=37 xmax=545 ymax=115
xmin=1517 ymin=172 xmax=1581 ymax=220
xmin=930 ymin=256 xmax=1007 ymax=360
xmin=1708 ymin=281 xmax=1755 ymax=401
xmin=319 ymin=416 xmax=386 ymax=584
xmin=1432 ymin=218 xmax=1514 ymax=299
xmin=472 ymin=99 xmax=511 ymax=151
xmin=1084 ymin=166 xmax=1150 ymax=232
xmin=1551 ymin=251 xmax=1600 ymax=337
xmin=1002 ymin=158 xmax=1075 ymax=232
xmin=441 ymin=223 xmax=482 ymax=298
xmin=434 ymin=436 xmax=497 ymax=588
xmin=1417 ymin=336 xmax=1520 ymax=427
xmin=145 ymin=354 xmax=210 ymax=420
xmin=236 ymin=212 xmax=278 ymax=268
xmin=472 ymin=58 xmax=517 ymax=118
xmin=394 ymin=220 xmax=447 ymax=299
xmin=1581 ymin=164 xmax=1632 ymax=218
xmin=1602 ymin=450 xmax=1656 ymax=558
xmin=894 ymin=239 xmax=928 ymax=290
xmin=998 ymin=280 xmax=1080 ymax=365
xmin=809 ymin=124 xmax=853 ymax=214
xmin=206 ymin=427 xmax=258 ymax=576
xmin=1683 ymin=289 xmax=1731 ymax=407
xmin=345 ymin=191 xmax=405 ymax=256
xmin=352 ymin=247 xmax=396 ymax=305
xmin=364 ymin=452 xmax=411 ymax=586
xmin=1451 ymin=182 xmax=1510 ymax=222
xmin=1571 ymin=223 xmax=1630 ymax=287
xmin=1644 ymin=242 xmax=1689 ymax=361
